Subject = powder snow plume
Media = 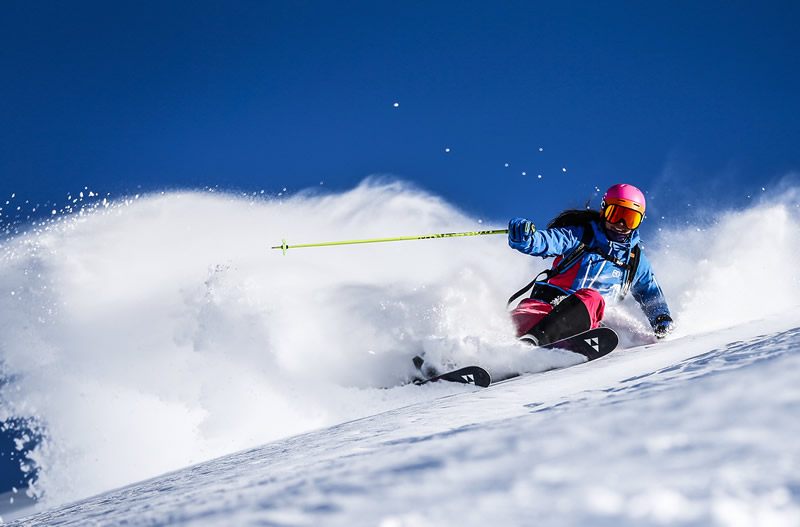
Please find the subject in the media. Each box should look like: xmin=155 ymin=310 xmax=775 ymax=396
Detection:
xmin=0 ymin=178 xmax=799 ymax=508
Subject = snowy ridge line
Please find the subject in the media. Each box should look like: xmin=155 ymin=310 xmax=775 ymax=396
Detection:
xmin=523 ymin=326 xmax=800 ymax=417
xmin=615 ymin=326 xmax=800 ymax=389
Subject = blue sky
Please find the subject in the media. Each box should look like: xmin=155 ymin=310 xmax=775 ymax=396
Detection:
xmin=2 ymin=1 xmax=799 ymax=232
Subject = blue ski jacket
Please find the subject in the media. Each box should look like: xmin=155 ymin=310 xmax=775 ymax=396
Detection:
xmin=511 ymin=219 xmax=672 ymax=329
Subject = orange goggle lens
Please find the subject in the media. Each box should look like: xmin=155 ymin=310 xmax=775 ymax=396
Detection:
xmin=603 ymin=204 xmax=643 ymax=229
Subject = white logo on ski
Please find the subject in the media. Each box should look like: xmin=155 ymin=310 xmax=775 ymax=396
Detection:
xmin=585 ymin=337 xmax=600 ymax=352
xmin=461 ymin=374 xmax=475 ymax=384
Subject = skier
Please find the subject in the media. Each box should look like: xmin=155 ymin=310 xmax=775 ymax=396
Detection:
xmin=508 ymin=183 xmax=673 ymax=346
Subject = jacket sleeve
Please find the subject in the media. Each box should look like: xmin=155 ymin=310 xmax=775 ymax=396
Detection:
xmin=629 ymin=249 xmax=672 ymax=328
xmin=511 ymin=225 xmax=583 ymax=257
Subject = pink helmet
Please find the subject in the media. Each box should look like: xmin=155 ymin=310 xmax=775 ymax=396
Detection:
xmin=601 ymin=184 xmax=646 ymax=229
xmin=602 ymin=183 xmax=646 ymax=215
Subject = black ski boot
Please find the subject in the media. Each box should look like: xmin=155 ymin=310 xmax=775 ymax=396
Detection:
xmin=520 ymin=294 xmax=592 ymax=347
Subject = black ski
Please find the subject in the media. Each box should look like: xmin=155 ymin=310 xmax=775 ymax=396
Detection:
xmin=409 ymin=327 xmax=616 ymax=388
xmin=542 ymin=326 xmax=619 ymax=361
xmin=413 ymin=363 xmax=492 ymax=388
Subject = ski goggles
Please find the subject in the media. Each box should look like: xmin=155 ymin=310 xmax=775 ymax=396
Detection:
xmin=602 ymin=203 xmax=643 ymax=229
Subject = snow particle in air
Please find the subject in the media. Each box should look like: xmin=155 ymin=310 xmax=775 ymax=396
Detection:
xmin=539 ymin=148 xmax=543 ymax=152
xmin=504 ymin=163 xmax=509 ymax=167
xmin=445 ymin=148 xmax=450 ymax=152
xmin=522 ymin=172 xmax=526 ymax=176
xmin=538 ymin=175 xmax=542 ymax=179
xmin=393 ymin=103 xmax=399 ymax=107
xmin=562 ymin=168 xmax=567 ymax=172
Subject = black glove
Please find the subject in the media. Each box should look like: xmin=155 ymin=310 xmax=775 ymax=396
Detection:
xmin=653 ymin=314 xmax=674 ymax=339
xmin=508 ymin=218 xmax=535 ymax=251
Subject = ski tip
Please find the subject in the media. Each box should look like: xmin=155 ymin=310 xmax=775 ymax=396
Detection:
xmin=475 ymin=368 xmax=491 ymax=387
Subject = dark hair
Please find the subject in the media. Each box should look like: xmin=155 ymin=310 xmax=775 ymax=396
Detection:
xmin=547 ymin=209 xmax=601 ymax=229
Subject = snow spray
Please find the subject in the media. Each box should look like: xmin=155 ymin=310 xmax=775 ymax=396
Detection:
xmin=1 ymin=178 xmax=798 ymax=508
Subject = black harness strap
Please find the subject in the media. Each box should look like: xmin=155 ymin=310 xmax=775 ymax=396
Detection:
xmin=506 ymin=227 xmax=593 ymax=308
xmin=620 ymin=244 xmax=640 ymax=300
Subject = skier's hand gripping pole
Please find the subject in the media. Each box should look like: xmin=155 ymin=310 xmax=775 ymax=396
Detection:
xmin=507 ymin=218 xmax=536 ymax=251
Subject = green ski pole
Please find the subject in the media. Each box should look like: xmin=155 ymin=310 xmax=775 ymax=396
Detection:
xmin=272 ymin=229 xmax=510 ymax=255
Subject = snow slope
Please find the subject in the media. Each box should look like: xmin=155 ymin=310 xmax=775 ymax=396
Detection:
xmin=1 ymin=179 xmax=800 ymax=524
xmin=6 ymin=313 xmax=800 ymax=526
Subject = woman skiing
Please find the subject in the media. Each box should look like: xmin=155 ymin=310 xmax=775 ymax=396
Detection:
xmin=508 ymin=183 xmax=673 ymax=346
